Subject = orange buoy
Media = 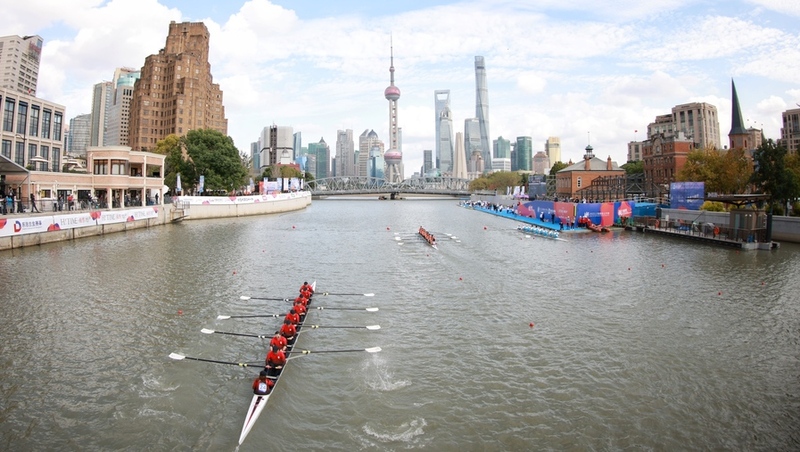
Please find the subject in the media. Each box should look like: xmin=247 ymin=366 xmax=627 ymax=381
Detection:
xmin=178 ymin=310 xmax=183 ymax=315
xmin=483 ymin=226 xmax=487 ymax=230
xmin=529 ymin=322 xmax=534 ymax=328
xmin=386 ymin=227 xmax=390 ymax=230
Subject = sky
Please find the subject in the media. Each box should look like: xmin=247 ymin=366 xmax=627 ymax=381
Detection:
xmin=4 ymin=0 xmax=800 ymax=176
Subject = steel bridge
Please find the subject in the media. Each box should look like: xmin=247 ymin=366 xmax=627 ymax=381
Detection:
xmin=308 ymin=176 xmax=475 ymax=198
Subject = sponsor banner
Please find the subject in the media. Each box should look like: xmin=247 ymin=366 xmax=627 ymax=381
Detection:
xmin=53 ymin=212 xmax=97 ymax=230
xmin=174 ymin=193 xmax=305 ymax=205
xmin=0 ymin=216 xmax=55 ymax=237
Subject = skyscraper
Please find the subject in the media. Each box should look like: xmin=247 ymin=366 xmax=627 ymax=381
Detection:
xmin=308 ymin=137 xmax=330 ymax=179
xmin=474 ymin=56 xmax=492 ymax=172
xmin=90 ymin=81 xmax=113 ymax=146
xmin=423 ymin=149 xmax=433 ymax=175
xmin=358 ymin=129 xmax=383 ymax=177
xmin=129 ymin=21 xmax=227 ymax=151
xmin=259 ymin=125 xmax=293 ymax=170
xmin=335 ymin=129 xmax=355 ymax=176
xmin=68 ymin=114 xmax=92 ymax=156
xmin=104 ymin=68 xmax=140 ymax=146
xmin=515 ymin=136 xmax=532 ymax=172
xmin=384 ymin=42 xmax=403 ymax=183
xmin=545 ymin=137 xmax=561 ymax=164
xmin=0 ymin=34 xmax=42 ymax=95
xmin=438 ymin=106 xmax=454 ymax=174
xmin=434 ymin=90 xmax=450 ymax=169
xmin=464 ymin=118 xmax=481 ymax=172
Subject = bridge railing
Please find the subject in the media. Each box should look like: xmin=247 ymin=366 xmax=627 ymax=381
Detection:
xmin=309 ymin=176 xmax=474 ymax=196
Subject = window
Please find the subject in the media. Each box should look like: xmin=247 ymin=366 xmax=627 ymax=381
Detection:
xmin=16 ymin=102 xmax=27 ymax=134
xmin=94 ymin=160 xmax=108 ymax=175
xmin=1 ymin=139 xmax=10 ymax=158
xmin=53 ymin=113 xmax=62 ymax=141
xmin=29 ymin=106 xmax=39 ymax=136
xmin=577 ymin=176 xmax=582 ymax=188
xmin=15 ymin=141 xmax=24 ymax=165
xmin=3 ymin=98 xmax=15 ymax=132
xmin=41 ymin=109 xmax=51 ymax=139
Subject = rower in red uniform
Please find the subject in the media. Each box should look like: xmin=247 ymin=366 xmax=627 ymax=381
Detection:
xmin=300 ymin=281 xmax=314 ymax=295
xmin=284 ymin=307 xmax=300 ymax=325
xmin=253 ymin=370 xmax=274 ymax=395
xmin=265 ymin=345 xmax=286 ymax=377
xmin=294 ymin=294 xmax=309 ymax=306
xmin=269 ymin=331 xmax=287 ymax=351
xmin=292 ymin=301 xmax=307 ymax=318
xmin=279 ymin=319 xmax=296 ymax=343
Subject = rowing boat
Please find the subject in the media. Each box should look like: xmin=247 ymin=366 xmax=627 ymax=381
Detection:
xmin=418 ymin=227 xmax=438 ymax=249
xmin=238 ymin=280 xmax=316 ymax=445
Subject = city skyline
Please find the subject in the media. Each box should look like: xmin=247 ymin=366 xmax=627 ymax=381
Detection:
xmin=4 ymin=0 xmax=799 ymax=176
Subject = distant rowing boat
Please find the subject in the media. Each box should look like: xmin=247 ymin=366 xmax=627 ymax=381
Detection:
xmin=238 ymin=281 xmax=315 ymax=445
xmin=418 ymin=226 xmax=437 ymax=249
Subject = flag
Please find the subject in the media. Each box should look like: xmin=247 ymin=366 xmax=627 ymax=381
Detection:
xmin=176 ymin=173 xmax=182 ymax=194
xmin=198 ymin=175 xmax=205 ymax=194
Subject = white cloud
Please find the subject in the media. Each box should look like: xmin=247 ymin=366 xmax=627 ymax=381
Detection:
xmin=10 ymin=0 xmax=800 ymax=174
xmin=746 ymin=0 xmax=800 ymax=16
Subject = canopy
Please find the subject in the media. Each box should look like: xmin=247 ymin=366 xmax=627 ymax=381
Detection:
xmin=0 ymin=154 xmax=29 ymax=174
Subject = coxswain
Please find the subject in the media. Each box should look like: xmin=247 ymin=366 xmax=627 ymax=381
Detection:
xmin=284 ymin=307 xmax=301 ymax=325
xmin=279 ymin=319 xmax=297 ymax=343
xmin=253 ymin=370 xmax=274 ymax=395
xmin=269 ymin=331 xmax=287 ymax=351
xmin=265 ymin=345 xmax=286 ymax=377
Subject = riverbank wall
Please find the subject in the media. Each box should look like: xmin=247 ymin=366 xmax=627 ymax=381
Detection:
xmin=0 ymin=191 xmax=311 ymax=251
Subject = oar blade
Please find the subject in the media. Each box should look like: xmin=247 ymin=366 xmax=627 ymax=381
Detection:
xmin=200 ymin=328 xmax=215 ymax=334
xmin=169 ymin=353 xmax=186 ymax=360
xmin=365 ymin=347 xmax=382 ymax=353
xmin=239 ymin=296 xmax=251 ymax=300
xmin=363 ymin=293 xmax=375 ymax=297
xmin=365 ymin=307 xmax=379 ymax=312
xmin=366 ymin=325 xmax=381 ymax=330
xmin=216 ymin=315 xmax=231 ymax=320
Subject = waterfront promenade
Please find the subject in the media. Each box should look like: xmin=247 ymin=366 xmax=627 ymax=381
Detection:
xmin=0 ymin=191 xmax=311 ymax=251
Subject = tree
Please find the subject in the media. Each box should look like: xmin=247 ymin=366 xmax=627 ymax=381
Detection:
xmin=677 ymin=147 xmax=751 ymax=194
xmin=549 ymin=161 xmax=568 ymax=175
xmin=182 ymin=129 xmax=249 ymax=194
xmin=750 ymin=139 xmax=800 ymax=214
xmin=621 ymin=160 xmax=643 ymax=174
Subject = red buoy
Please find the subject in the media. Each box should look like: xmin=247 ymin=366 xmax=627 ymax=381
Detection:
xmin=178 ymin=310 xmax=183 ymax=315
xmin=529 ymin=322 xmax=534 ymax=328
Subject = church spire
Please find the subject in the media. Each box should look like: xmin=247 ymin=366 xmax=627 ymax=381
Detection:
xmin=729 ymin=79 xmax=747 ymax=136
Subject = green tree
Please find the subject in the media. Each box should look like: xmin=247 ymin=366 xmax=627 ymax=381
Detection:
xmin=549 ymin=161 xmax=568 ymax=175
xmin=621 ymin=160 xmax=643 ymax=174
xmin=750 ymin=139 xmax=800 ymax=214
xmin=182 ymin=129 xmax=249 ymax=194
xmin=677 ymin=147 xmax=751 ymax=194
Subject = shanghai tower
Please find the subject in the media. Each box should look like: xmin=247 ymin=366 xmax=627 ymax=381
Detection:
xmin=474 ymin=56 xmax=492 ymax=172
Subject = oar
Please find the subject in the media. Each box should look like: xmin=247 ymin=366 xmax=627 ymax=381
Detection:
xmin=304 ymin=324 xmax=381 ymax=330
xmin=216 ymin=314 xmax=283 ymax=319
xmin=311 ymin=306 xmax=379 ymax=312
xmin=200 ymin=328 xmax=271 ymax=338
xmin=169 ymin=352 xmax=264 ymax=369
xmin=319 ymin=292 xmax=375 ymax=297
xmin=239 ymin=296 xmax=292 ymax=301
xmin=286 ymin=347 xmax=382 ymax=360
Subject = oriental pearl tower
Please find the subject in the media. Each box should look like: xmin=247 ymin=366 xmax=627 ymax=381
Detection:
xmin=383 ymin=41 xmax=403 ymax=183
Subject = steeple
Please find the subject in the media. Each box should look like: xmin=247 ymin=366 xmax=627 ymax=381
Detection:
xmin=730 ymin=79 xmax=747 ymax=136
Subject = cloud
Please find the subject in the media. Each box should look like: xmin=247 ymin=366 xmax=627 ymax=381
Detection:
xmin=746 ymin=0 xmax=800 ymax=16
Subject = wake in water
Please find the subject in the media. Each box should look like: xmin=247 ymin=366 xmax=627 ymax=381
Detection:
xmin=359 ymin=417 xmax=428 ymax=448
xmin=359 ymin=354 xmax=410 ymax=391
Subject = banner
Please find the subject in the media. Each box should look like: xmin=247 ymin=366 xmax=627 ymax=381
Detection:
xmin=198 ymin=175 xmax=205 ymax=194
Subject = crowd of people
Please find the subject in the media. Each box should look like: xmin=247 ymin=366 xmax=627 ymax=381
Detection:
xmin=253 ymin=281 xmax=314 ymax=395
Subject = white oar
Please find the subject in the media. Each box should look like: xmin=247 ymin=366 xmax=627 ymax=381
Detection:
xmin=304 ymin=324 xmax=381 ymax=330
xmin=319 ymin=292 xmax=375 ymax=297
xmin=239 ymin=296 xmax=291 ymax=301
xmin=200 ymin=328 xmax=271 ymax=339
xmin=286 ymin=347 xmax=382 ymax=360
xmin=168 ymin=353 xmax=265 ymax=369
xmin=217 ymin=314 xmax=283 ymax=319
xmin=311 ymin=306 xmax=379 ymax=312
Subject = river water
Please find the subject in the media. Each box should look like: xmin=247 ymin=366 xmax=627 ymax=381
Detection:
xmin=1 ymin=199 xmax=798 ymax=451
